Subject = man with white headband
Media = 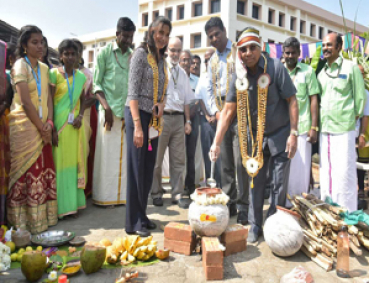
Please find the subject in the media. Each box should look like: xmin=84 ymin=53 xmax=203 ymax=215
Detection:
xmin=210 ymin=27 xmax=299 ymax=243
xmin=204 ymin=17 xmax=249 ymax=225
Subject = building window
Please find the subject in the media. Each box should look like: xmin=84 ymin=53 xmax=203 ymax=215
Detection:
xmin=92 ymin=44 xmax=96 ymax=48
xmin=191 ymin=34 xmax=202 ymax=48
xmin=279 ymin=13 xmax=285 ymax=27
xmin=237 ymin=0 xmax=246 ymax=15
xmin=290 ymin=16 xmax=296 ymax=31
xmin=310 ymin=24 xmax=316 ymax=37
xmin=88 ymin=50 xmax=94 ymax=62
xmin=178 ymin=5 xmax=185 ymax=20
xmin=268 ymin=9 xmax=275 ymax=24
xmin=300 ymin=20 xmax=306 ymax=34
xmin=100 ymin=41 xmax=106 ymax=47
xmin=236 ymin=30 xmax=242 ymax=40
xmin=193 ymin=2 xmax=203 ymax=17
xmin=252 ymin=4 xmax=260 ymax=20
xmin=142 ymin=13 xmax=148 ymax=27
xmin=166 ymin=8 xmax=173 ymax=21
xmin=210 ymin=0 xmax=221 ymax=14
xmin=153 ymin=10 xmax=159 ymax=20
xmin=319 ymin=27 xmax=324 ymax=39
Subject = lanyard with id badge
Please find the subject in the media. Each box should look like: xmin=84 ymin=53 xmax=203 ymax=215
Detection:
xmin=63 ymin=66 xmax=75 ymax=124
xmin=25 ymin=56 xmax=42 ymax=118
xmin=171 ymin=66 xmax=183 ymax=104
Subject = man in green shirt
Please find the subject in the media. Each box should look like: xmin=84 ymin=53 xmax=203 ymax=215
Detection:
xmin=317 ymin=32 xmax=366 ymax=212
xmin=92 ymin=17 xmax=135 ymax=207
xmin=283 ymin=37 xmax=319 ymax=208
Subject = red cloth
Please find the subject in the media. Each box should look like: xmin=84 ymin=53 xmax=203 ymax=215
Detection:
xmin=85 ymin=106 xmax=97 ymax=197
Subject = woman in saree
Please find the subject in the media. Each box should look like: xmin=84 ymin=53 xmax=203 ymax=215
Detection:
xmin=7 ymin=25 xmax=57 ymax=234
xmin=50 ymin=39 xmax=87 ymax=218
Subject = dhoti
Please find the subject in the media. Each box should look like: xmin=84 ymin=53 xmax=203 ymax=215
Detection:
xmin=286 ymin=134 xmax=312 ymax=207
xmin=320 ymin=131 xmax=357 ymax=212
xmin=92 ymin=110 xmax=127 ymax=205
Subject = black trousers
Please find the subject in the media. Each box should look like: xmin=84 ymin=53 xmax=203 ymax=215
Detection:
xmin=200 ymin=115 xmax=221 ymax=186
xmin=125 ymin=107 xmax=158 ymax=232
xmin=220 ymin=120 xmax=249 ymax=212
xmin=248 ymin=145 xmax=290 ymax=233
xmin=185 ymin=113 xmax=199 ymax=193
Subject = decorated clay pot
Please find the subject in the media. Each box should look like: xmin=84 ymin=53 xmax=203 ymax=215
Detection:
xmin=188 ymin=188 xmax=229 ymax=237
xmin=263 ymin=206 xmax=303 ymax=257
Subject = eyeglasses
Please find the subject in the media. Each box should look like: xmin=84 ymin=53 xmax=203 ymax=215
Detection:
xmin=239 ymin=45 xmax=259 ymax=53
xmin=168 ymin=48 xmax=181 ymax=53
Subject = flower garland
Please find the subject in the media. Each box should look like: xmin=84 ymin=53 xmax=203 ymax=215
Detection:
xmin=237 ymin=54 xmax=270 ymax=188
xmin=147 ymin=49 xmax=168 ymax=136
xmin=212 ymin=51 xmax=233 ymax=111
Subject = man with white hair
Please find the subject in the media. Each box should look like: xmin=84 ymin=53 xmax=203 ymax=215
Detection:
xmin=210 ymin=27 xmax=298 ymax=243
xmin=151 ymin=37 xmax=194 ymax=209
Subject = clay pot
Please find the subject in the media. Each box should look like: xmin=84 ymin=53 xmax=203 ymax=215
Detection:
xmin=263 ymin=206 xmax=303 ymax=257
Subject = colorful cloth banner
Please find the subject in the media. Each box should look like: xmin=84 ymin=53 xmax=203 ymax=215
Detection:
xmin=264 ymin=33 xmax=368 ymax=59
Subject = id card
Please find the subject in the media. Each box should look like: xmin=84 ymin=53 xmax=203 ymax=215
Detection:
xmin=173 ymin=89 xmax=184 ymax=104
xmin=68 ymin=112 xmax=75 ymax=124
xmin=38 ymin=106 xmax=43 ymax=119
xmin=148 ymin=126 xmax=159 ymax=139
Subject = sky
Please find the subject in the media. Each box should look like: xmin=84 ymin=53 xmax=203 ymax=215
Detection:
xmin=0 ymin=0 xmax=368 ymax=48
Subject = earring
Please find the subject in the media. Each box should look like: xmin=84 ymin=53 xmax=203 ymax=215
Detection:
xmin=24 ymin=49 xmax=27 ymax=54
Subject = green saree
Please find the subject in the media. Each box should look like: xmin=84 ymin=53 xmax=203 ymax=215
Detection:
xmin=50 ymin=68 xmax=87 ymax=217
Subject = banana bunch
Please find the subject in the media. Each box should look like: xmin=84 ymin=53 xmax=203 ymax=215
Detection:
xmin=103 ymin=236 xmax=157 ymax=265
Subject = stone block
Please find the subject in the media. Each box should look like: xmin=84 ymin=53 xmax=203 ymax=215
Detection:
xmin=164 ymin=237 xmax=195 ymax=256
xmin=164 ymin=222 xmax=194 ymax=242
xmin=201 ymin=237 xmax=223 ymax=267
xmin=223 ymin=239 xmax=247 ymax=257
xmin=220 ymin=224 xmax=248 ymax=244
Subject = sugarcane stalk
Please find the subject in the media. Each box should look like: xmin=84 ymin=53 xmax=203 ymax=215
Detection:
xmin=304 ymin=236 xmax=320 ymax=251
xmin=348 ymin=225 xmax=359 ymax=235
xmin=349 ymin=240 xmax=363 ymax=256
xmin=295 ymin=196 xmax=326 ymax=224
xmin=308 ymin=220 xmax=319 ymax=236
xmin=311 ymin=254 xmax=333 ymax=271
xmin=321 ymin=245 xmax=332 ymax=257
xmin=303 ymin=241 xmax=318 ymax=256
xmin=357 ymin=232 xmax=369 ymax=250
xmin=331 ymin=231 xmax=337 ymax=241
xmin=350 ymin=235 xmax=360 ymax=247
xmin=302 ymin=193 xmax=347 ymax=215
xmin=303 ymin=229 xmax=322 ymax=243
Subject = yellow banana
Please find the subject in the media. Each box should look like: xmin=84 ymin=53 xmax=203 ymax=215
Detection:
xmin=121 ymin=250 xmax=128 ymax=261
xmin=127 ymin=254 xmax=136 ymax=263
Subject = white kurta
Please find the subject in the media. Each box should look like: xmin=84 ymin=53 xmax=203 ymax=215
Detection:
xmin=92 ymin=111 xmax=127 ymax=205
xmin=320 ymin=131 xmax=357 ymax=212
xmin=286 ymin=134 xmax=312 ymax=207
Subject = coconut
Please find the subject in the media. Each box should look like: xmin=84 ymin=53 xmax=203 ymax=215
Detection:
xmin=21 ymin=251 xmax=47 ymax=282
xmin=155 ymin=249 xmax=170 ymax=260
xmin=80 ymin=245 xmax=106 ymax=274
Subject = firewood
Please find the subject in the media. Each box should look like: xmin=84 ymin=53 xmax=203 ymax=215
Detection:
xmin=321 ymin=245 xmax=332 ymax=257
xmin=350 ymin=235 xmax=360 ymax=248
xmin=349 ymin=240 xmax=363 ymax=256
xmin=303 ymin=241 xmax=318 ymax=256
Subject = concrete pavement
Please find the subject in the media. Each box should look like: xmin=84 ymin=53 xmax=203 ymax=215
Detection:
xmin=1 ymin=190 xmax=369 ymax=283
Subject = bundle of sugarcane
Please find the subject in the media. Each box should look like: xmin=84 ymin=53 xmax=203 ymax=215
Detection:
xmin=288 ymin=193 xmax=369 ymax=271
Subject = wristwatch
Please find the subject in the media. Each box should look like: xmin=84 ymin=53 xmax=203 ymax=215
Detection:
xmin=290 ymin=130 xmax=299 ymax=137
xmin=311 ymin=126 xmax=319 ymax=131
xmin=186 ymin=120 xmax=192 ymax=125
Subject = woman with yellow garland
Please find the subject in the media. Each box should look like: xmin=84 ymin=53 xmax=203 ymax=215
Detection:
xmin=125 ymin=16 xmax=171 ymax=237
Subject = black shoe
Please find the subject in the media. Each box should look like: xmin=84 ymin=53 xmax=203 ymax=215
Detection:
xmin=147 ymin=221 xmax=157 ymax=230
xmin=237 ymin=211 xmax=248 ymax=225
xmin=177 ymin=198 xmax=191 ymax=209
xmin=153 ymin=198 xmax=163 ymax=206
xmin=228 ymin=204 xmax=237 ymax=217
xmin=126 ymin=229 xmax=151 ymax=237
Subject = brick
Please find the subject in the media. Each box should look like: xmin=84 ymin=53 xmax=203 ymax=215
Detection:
xmin=220 ymin=224 xmax=249 ymax=244
xmin=164 ymin=222 xmax=194 ymax=242
xmin=203 ymin=262 xmax=224 ymax=281
xmin=202 ymin=237 xmax=223 ymax=267
xmin=164 ymin=237 xmax=196 ymax=256
xmin=223 ymin=239 xmax=247 ymax=257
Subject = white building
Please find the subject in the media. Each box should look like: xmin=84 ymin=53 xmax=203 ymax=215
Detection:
xmin=79 ymin=0 xmax=367 ymax=71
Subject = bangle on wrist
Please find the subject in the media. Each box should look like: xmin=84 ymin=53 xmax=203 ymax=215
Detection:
xmin=186 ymin=120 xmax=192 ymax=125
xmin=47 ymin=119 xmax=54 ymax=129
xmin=133 ymin=117 xmax=140 ymax=122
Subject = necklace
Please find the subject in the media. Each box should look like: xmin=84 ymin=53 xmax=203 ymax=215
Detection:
xmin=147 ymin=48 xmax=168 ymax=136
xmin=212 ymin=51 xmax=233 ymax=111
xmin=237 ymin=54 xmax=270 ymax=188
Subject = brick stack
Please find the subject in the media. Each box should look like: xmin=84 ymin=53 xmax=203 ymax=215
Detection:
xmin=220 ymin=224 xmax=248 ymax=257
xmin=164 ymin=222 xmax=196 ymax=256
xmin=202 ymin=237 xmax=223 ymax=280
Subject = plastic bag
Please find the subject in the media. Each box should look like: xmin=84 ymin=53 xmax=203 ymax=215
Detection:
xmin=4 ymin=227 xmax=13 ymax=242
xmin=280 ymin=266 xmax=314 ymax=283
